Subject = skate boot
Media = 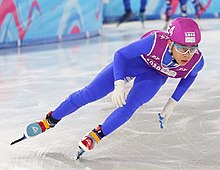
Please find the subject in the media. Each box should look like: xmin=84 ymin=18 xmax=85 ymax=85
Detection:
xmin=117 ymin=11 xmax=133 ymax=27
xmin=76 ymin=125 xmax=105 ymax=160
xmin=25 ymin=111 xmax=60 ymax=137
xmin=10 ymin=111 xmax=60 ymax=145
xmin=139 ymin=12 xmax=145 ymax=28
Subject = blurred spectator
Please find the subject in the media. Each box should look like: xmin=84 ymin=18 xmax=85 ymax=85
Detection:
xmin=164 ymin=0 xmax=204 ymax=29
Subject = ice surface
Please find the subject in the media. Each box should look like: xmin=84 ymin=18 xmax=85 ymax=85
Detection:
xmin=0 ymin=19 xmax=220 ymax=170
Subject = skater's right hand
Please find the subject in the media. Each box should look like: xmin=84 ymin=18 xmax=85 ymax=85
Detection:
xmin=112 ymin=80 xmax=127 ymax=107
xmin=158 ymin=98 xmax=178 ymax=129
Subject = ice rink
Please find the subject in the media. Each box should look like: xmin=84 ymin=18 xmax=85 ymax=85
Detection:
xmin=0 ymin=18 xmax=220 ymax=170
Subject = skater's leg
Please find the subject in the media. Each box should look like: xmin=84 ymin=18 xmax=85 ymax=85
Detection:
xmin=123 ymin=0 xmax=131 ymax=13
xmin=140 ymin=0 xmax=147 ymax=13
xmin=191 ymin=0 xmax=202 ymax=18
xmin=77 ymin=68 xmax=167 ymax=155
xmin=52 ymin=63 xmax=115 ymax=120
xmin=180 ymin=0 xmax=187 ymax=17
xmin=139 ymin=0 xmax=147 ymax=27
xmin=101 ymin=69 xmax=167 ymax=136
xmin=25 ymin=64 xmax=115 ymax=138
xmin=117 ymin=0 xmax=133 ymax=26
xmin=165 ymin=0 xmax=172 ymax=22
xmin=164 ymin=0 xmax=172 ymax=30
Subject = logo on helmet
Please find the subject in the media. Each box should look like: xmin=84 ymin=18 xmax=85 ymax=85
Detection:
xmin=185 ymin=32 xmax=196 ymax=43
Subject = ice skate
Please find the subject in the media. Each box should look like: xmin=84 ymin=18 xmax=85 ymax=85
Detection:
xmin=139 ymin=12 xmax=145 ymax=29
xmin=116 ymin=11 xmax=133 ymax=27
xmin=11 ymin=111 xmax=60 ymax=145
xmin=25 ymin=111 xmax=59 ymax=137
xmin=75 ymin=125 xmax=104 ymax=160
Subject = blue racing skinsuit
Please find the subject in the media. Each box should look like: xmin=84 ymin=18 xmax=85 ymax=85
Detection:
xmin=51 ymin=32 xmax=204 ymax=136
xmin=123 ymin=0 xmax=147 ymax=13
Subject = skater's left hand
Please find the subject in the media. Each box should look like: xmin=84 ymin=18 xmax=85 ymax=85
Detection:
xmin=112 ymin=80 xmax=127 ymax=107
xmin=158 ymin=98 xmax=178 ymax=129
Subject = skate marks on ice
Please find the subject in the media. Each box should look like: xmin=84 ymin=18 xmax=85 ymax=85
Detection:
xmin=4 ymin=136 xmax=94 ymax=170
xmin=92 ymin=98 xmax=220 ymax=170
xmin=91 ymin=63 xmax=220 ymax=169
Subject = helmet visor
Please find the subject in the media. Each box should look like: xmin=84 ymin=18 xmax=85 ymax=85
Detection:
xmin=173 ymin=43 xmax=198 ymax=56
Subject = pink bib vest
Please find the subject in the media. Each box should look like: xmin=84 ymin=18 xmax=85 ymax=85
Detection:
xmin=141 ymin=30 xmax=202 ymax=78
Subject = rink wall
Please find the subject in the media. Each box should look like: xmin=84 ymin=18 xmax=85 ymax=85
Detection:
xmin=0 ymin=0 xmax=102 ymax=48
xmin=103 ymin=0 xmax=220 ymax=23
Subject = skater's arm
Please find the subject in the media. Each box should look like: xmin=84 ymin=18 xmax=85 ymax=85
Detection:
xmin=159 ymin=74 xmax=201 ymax=128
xmin=113 ymin=33 xmax=155 ymax=80
xmin=171 ymin=56 xmax=204 ymax=101
xmin=158 ymin=56 xmax=204 ymax=128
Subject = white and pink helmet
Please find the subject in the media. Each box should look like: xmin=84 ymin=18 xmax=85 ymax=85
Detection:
xmin=167 ymin=17 xmax=201 ymax=46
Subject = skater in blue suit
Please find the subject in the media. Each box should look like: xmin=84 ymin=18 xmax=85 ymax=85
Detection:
xmin=22 ymin=18 xmax=204 ymax=159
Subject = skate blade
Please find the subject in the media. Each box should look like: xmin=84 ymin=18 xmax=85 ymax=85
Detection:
xmin=141 ymin=21 xmax=145 ymax=29
xmin=75 ymin=147 xmax=85 ymax=160
xmin=116 ymin=22 xmax=122 ymax=27
xmin=10 ymin=134 xmax=27 ymax=145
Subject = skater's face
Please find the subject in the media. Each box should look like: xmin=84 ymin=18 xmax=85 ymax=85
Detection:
xmin=168 ymin=40 xmax=198 ymax=66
